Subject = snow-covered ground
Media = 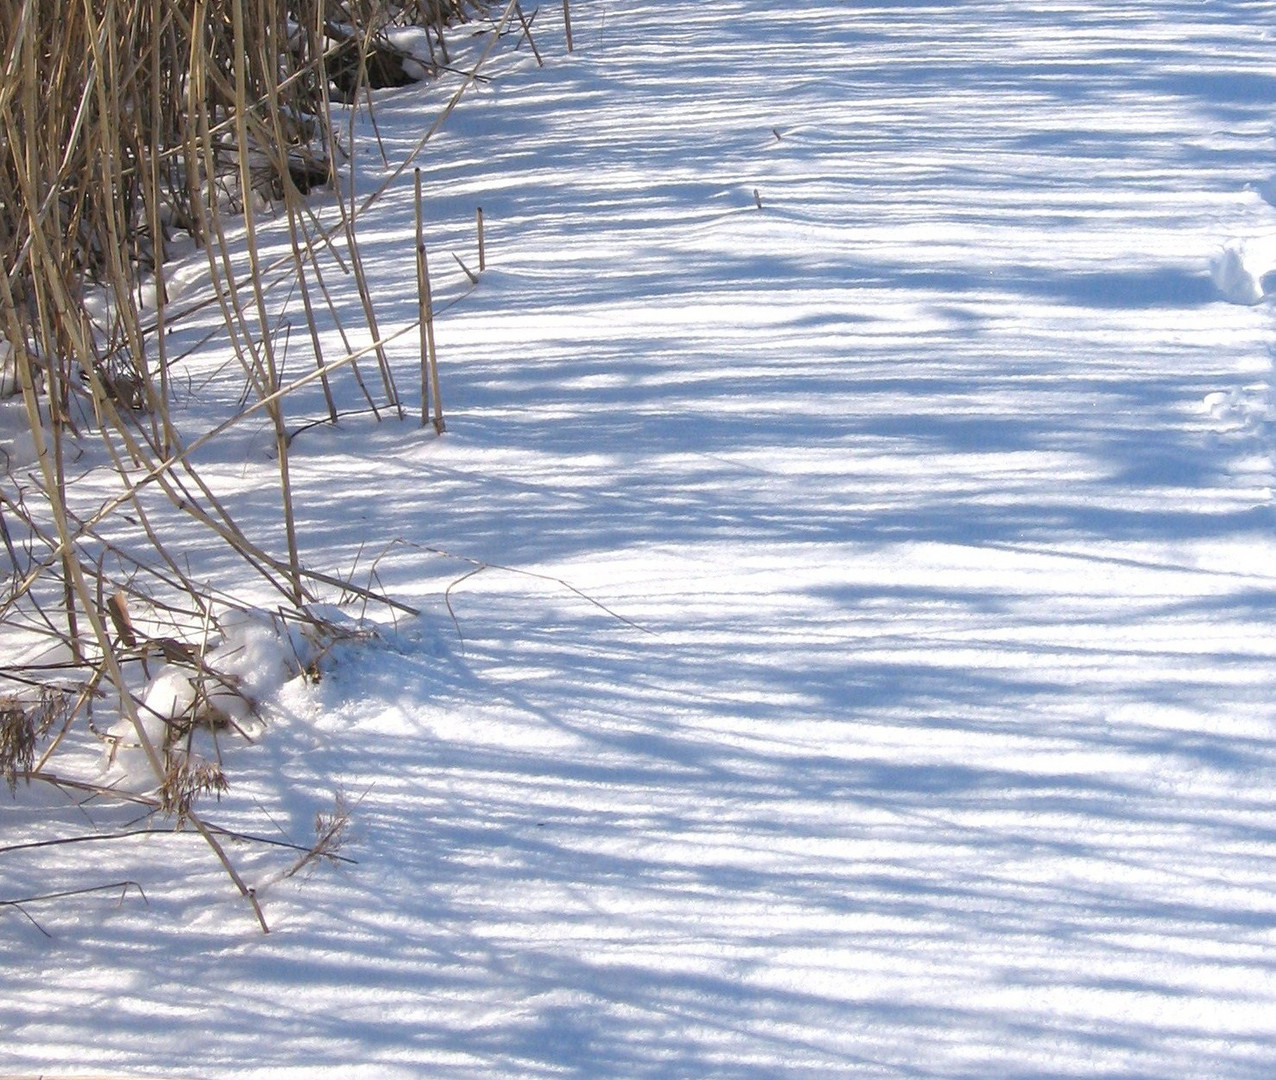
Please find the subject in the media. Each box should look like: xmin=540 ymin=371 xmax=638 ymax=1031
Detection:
xmin=5 ymin=1 xmax=1276 ymax=1076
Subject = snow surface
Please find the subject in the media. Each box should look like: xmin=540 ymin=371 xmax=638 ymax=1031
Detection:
xmin=5 ymin=0 xmax=1276 ymax=1076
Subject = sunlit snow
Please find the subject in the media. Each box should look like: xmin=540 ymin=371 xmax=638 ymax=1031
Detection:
xmin=4 ymin=1 xmax=1276 ymax=1077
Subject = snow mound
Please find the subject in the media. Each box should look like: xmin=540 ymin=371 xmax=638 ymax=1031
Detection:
xmin=1210 ymin=238 xmax=1276 ymax=304
xmin=100 ymin=609 xmax=313 ymax=789
xmin=1202 ymin=385 xmax=1270 ymax=434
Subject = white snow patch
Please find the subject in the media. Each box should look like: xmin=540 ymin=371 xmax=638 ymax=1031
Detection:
xmin=1210 ymin=237 xmax=1276 ymax=304
xmin=6 ymin=3 xmax=1276 ymax=1078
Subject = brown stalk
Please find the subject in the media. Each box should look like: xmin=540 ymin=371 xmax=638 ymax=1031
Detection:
xmin=0 ymin=0 xmax=495 ymax=929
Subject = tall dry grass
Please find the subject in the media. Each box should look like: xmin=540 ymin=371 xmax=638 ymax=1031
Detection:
xmin=0 ymin=0 xmax=517 ymax=929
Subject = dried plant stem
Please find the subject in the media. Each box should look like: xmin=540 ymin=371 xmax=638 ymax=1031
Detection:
xmin=515 ymin=2 xmax=544 ymax=66
xmin=359 ymin=0 xmax=523 ymax=217
xmin=230 ymin=0 xmax=303 ymax=607
xmin=2 ymin=881 xmax=148 ymax=937
xmin=414 ymin=170 xmax=444 ymax=432
xmin=16 ymin=389 xmax=263 ymax=928
xmin=0 ymin=0 xmax=506 ymax=928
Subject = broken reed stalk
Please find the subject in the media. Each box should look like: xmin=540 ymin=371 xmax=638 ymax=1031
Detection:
xmin=562 ymin=0 xmax=574 ymax=52
xmin=415 ymin=170 xmax=431 ymax=428
xmin=451 ymin=252 xmax=480 ymax=285
xmin=414 ymin=169 xmax=445 ymax=433
xmin=515 ymin=2 xmax=544 ymax=66
xmin=476 ymin=206 xmax=486 ymax=271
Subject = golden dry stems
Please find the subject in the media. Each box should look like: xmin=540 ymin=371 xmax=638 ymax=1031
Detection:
xmin=1 ymin=0 xmax=479 ymax=667
xmin=0 ymin=0 xmax=487 ymax=929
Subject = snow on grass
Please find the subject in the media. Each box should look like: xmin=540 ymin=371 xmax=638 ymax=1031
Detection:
xmin=5 ymin=0 xmax=1276 ymax=1077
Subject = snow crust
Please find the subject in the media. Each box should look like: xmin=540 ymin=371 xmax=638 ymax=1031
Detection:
xmin=5 ymin=1 xmax=1276 ymax=1077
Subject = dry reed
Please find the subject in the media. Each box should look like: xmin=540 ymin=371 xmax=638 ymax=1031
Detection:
xmin=0 ymin=0 xmax=509 ymax=929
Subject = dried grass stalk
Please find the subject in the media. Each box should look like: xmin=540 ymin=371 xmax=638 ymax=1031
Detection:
xmin=0 ymin=0 xmax=490 ymax=930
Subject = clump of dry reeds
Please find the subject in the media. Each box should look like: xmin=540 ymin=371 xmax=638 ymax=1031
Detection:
xmin=0 ymin=0 xmax=520 ymax=930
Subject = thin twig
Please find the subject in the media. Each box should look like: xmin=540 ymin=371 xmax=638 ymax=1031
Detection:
xmin=423 ymin=543 xmax=655 ymax=638
xmin=1 ymin=880 xmax=148 ymax=937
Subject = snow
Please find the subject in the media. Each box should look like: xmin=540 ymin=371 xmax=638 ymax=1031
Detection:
xmin=5 ymin=0 xmax=1276 ymax=1076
